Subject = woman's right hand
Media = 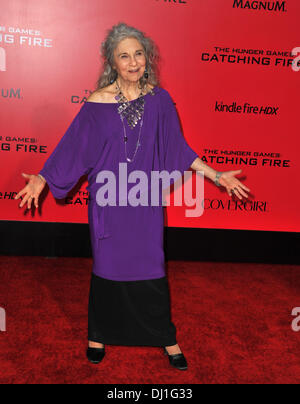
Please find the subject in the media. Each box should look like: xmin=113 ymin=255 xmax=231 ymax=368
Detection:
xmin=14 ymin=173 xmax=47 ymax=210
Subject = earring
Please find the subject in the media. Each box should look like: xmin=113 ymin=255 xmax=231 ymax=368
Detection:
xmin=144 ymin=67 xmax=149 ymax=79
xmin=110 ymin=69 xmax=117 ymax=84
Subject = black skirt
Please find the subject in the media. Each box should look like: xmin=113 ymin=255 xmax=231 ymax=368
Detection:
xmin=88 ymin=273 xmax=177 ymax=347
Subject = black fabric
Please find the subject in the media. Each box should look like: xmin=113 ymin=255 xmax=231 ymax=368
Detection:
xmin=88 ymin=273 xmax=177 ymax=347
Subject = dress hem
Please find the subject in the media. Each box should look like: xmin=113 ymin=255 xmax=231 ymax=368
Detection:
xmin=92 ymin=271 xmax=167 ymax=282
xmin=87 ymin=336 xmax=178 ymax=347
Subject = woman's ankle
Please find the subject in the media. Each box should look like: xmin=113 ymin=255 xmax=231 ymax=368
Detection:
xmin=88 ymin=340 xmax=104 ymax=348
xmin=165 ymin=344 xmax=182 ymax=355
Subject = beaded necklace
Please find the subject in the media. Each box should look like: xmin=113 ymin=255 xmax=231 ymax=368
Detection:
xmin=114 ymin=81 xmax=154 ymax=163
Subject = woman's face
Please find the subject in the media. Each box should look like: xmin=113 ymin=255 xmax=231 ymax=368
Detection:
xmin=113 ymin=37 xmax=147 ymax=84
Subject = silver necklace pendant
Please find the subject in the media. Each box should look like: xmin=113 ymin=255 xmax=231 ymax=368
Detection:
xmin=115 ymin=83 xmax=154 ymax=163
xmin=116 ymin=95 xmax=145 ymax=129
xmin=114 ymin=83 xmax=145 ymax=129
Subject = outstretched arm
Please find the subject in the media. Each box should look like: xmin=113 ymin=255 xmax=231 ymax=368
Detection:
xmin=190 ymin=157 xmax=250 ymax=200
xmin=15 ymin=103 xmax=102 ymax=210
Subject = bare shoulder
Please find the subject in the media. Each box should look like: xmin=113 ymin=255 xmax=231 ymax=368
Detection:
xmin=87 ymin=86 xmax=115 ymax=103
xmin=87 ymin=83 xmax=156 ymax=103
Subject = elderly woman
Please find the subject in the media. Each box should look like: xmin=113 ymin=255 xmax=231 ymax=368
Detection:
xmin=15 ymin=22 xmax=250 ymax=371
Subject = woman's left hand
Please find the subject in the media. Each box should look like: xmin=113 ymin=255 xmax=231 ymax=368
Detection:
xmin=218 ymin=169 xmax=250 ymax=200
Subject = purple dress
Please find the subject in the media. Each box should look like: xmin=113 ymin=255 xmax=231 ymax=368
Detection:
xmin=39 ymin=86 xmax=198 ymax=346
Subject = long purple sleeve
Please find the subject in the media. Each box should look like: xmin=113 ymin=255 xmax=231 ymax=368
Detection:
xmin=162 ymin=90 xmax=199 ymax=183
xmin=39 ymin=103 xmax=101 ymax=199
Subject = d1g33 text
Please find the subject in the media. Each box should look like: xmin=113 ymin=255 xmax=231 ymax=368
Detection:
xmin=151 ymin=389 xmax=192 ymax=400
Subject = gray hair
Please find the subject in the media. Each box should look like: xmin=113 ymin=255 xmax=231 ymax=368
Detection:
xmin=95 ymin=22 xmax=161 ymax=91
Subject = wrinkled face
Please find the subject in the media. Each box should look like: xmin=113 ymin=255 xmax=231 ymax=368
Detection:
xmin=113 ymin=37 xmax=147 ymax=84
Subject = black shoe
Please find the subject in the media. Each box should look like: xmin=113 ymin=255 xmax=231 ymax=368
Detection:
xmin=163 ymin=347 xmax=188 ymax=370
xmin=86 ymin=347 xmax=105 ymax=364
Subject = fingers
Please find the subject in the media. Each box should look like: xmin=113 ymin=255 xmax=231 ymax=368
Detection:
xmin=18 ymin=193 xmax=31 ymax=209
xmin=222 ymin=170 xmax=250 ymax=200
xmin=18 ymin=194 xmax=27 ymax=208
xmin=15 ymin=173 xmax=31 ymax=200
xmin=231 ymin=188 xmax=242 ymax=200
xmin=15 ymin=191 xmax=35 ymax=209
xmin=15 ymin=173 xmax=41 ymax=209
xmin=26 ymin=194 xmax=38 ymax=210
xmin=27 ymin=195 xmax=33 ymax=210
xmin=235 ymin=186 xmax=248 ymax=199
xmin=239 ymin=182 xmax=251 ymax=192
xmin=14 ymin=188 xmax=27 ymax=200
xmin=230 ymin=185 xmax=248 ymax=200
xmin=235 ymin=180 xmax=251 ymax=194
xmin=232 ymin=172 xmax=251 ymax=192
xmin=33 ymin=195 xmax=39 ymax=208
xmin=18 ymin=193 xmax=36 ymax=209
xmin=26 ymin=194 xmax=36 ymax=210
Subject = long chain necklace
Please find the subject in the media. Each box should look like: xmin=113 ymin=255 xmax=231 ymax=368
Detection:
xmin=115 ymin=81 xmax=146 ymax=163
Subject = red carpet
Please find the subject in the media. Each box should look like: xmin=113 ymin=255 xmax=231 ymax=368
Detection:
xmin=0 ymin=255 xmax=300 ymax=384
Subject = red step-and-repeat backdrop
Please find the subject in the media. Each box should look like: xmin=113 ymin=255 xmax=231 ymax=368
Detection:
xmin=0 ymin=0 xmax=299 ymax=232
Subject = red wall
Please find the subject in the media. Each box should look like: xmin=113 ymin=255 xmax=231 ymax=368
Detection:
xmin=1 ymin=0 xmax=299 ymax=232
